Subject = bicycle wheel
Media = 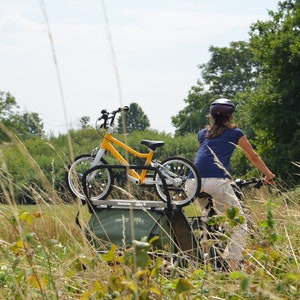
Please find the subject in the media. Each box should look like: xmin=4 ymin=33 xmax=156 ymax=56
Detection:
xmin=67 ymin=154 xmax=114 ymax=201
xmin=154 ymin=156 xmax=201 ymax=207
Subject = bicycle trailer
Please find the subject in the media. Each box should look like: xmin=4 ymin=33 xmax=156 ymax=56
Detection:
xmin=81 ymin=165 xmax=202 ymax=263
xmin=85 ymin=200 xmax=199 ymax=258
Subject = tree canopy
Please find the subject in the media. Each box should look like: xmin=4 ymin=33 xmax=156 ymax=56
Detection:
xmin=79 ymin=116 xmax=91 ymax=129
xmin=117 ymin=102 xmax=150 ymax=133
xmin=0 ymin=91 xmax=45 ymax=141
xmin=172 ymin=40 xmax=259 ymax=137
xmin=16 ymin=112 xmax=45 ymax=138
xmin=247 ymin=0 xmax=300 ymax=178
xmin=200 ymin=41 xmax=260 ymax=98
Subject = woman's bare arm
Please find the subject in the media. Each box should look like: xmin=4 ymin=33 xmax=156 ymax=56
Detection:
xmin=238 ymin=135 xmax=275 ymax=182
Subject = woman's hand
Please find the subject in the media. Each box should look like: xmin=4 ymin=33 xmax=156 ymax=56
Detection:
xmin=264 ymin=176 xmax=276 ymax=185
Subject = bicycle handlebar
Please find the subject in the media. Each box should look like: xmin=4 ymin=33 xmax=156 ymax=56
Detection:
xmin=234 ymin=177 xmax=270 ymax=189
xmin=97 ymin=106 xmax=129 ymax=129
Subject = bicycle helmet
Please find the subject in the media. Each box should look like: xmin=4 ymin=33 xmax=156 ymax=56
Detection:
xmin=210 ymin=98 xmax=235 ymax=117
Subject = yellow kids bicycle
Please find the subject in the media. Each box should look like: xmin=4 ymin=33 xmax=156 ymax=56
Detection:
xmin=67 ymin=106 xmax=201 ymax=207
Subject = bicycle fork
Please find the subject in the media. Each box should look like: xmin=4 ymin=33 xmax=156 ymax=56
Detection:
xmin=86 ymin=148 xmax=106 ymax=182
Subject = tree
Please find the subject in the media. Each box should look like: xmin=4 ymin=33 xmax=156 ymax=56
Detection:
xmin=247 ymin=0 xmax=300 ymax=180
xmin=200 ymin=41 xmax=260 ymax=98
xmin=172 ymin=82 xmax=212 ymax=136
xmin=172 ymin=41 xmax=259 ymax=136
xmin=0 ymin=91 xmax=18 ymax=117
xmin=117 ymin=102 xmax=150 ymax=133
xmin=0 ymin=91 xmax=45 ymax=141
xmin=79 ymin=116 xmax=91 ymax=129
xmin=16 ymin=112 xmax=45 ymax=138
xmin=0 ymin=91 xmax=19 ymax=142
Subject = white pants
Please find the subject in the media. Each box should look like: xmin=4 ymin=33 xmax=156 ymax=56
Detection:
xmin=190 ymin=178 xmax=248 ymax=260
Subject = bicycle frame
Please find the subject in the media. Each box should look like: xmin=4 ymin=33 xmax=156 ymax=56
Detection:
xmin=92 ymin=126 xmax=155 ymax=184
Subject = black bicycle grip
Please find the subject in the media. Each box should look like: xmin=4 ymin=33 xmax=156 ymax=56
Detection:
xmin=117 ymin=106 xmax=129 ymax=113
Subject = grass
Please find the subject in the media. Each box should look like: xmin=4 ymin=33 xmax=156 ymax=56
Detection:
xmin=0 ymin=183 xmax=300 ymax=299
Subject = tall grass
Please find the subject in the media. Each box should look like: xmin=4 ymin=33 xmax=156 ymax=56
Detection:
xmin=0 ymin=150 xmax=300 ymax=299
xmin=1 ymin=128 xmax=300 ymax=298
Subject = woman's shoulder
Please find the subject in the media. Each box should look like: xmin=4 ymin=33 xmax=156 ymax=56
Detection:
xmin=231 ymin=126 xmax=244 ymax=132
xmin=229 ymin=127 xmax=245 ymax=137
xmin=197 ymin=128 xmax=207 ymax=141
xmin=198 ymin=128 xmax=207 ymax=134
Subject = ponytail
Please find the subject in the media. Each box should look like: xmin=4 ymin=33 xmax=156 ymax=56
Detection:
xmin=205 ymin=114 xmax=237 ymax=139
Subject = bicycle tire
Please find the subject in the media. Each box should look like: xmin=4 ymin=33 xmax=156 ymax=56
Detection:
xmin=154 ymin=156 xmax=201 ymax=208
xmin=67 ymin=154 xmax=114 ymax=201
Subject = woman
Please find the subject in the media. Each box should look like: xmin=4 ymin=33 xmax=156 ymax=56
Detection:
xmin=194 ymin=98 xmax=275 ymax=271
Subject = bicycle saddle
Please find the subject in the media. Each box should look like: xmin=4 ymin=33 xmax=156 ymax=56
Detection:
xmin=141 ymin=140 xmax=165 ymax=151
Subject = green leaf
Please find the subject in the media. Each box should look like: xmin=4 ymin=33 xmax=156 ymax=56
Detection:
xmin=226 ymin=207 xmax=239 ymax=220
xmin=241 ymin=277 xmax=250 ymax=291
xmin=101 ymin=244 xmax=117 ymax=262
xmin=229 ymin=271 xmax=250 ymax=291
xmin=135 ymin=250 xmax=150 ymax=269
xmin=175 ymin=278 xmax=195 ymax=294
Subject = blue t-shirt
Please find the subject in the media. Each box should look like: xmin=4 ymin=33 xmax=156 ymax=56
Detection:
xmin=194 ymin=127 xmax=244 ymax=178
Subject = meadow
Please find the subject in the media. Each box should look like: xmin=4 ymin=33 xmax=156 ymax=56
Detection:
xmin=0 ymin=182 xmax=299 ymax=299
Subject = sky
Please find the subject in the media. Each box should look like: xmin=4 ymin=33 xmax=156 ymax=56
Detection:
xmin=0 ymin=0 xmax=280 ymax=135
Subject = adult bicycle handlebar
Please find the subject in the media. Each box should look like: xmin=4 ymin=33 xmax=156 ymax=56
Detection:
xmin=235 ymin=178 xmax=264 ymax=189
xmin=235 ymin=177 xmax=275 ymax=189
